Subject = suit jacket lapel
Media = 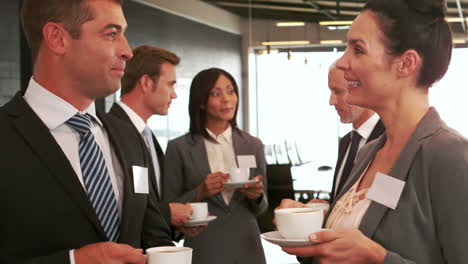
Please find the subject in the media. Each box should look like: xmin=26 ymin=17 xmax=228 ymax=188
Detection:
xmin=330 ymin=133 xmax=351 ymax=200
xmin=5 ymin=94 xmax=107 ymax=240
xmin=188 ymin=134 xmax=227 ymax=208
xmin=109 ymin=103 xmax=162 ymax=200
xmin=99 ymin=111 xmax=142 ymax=242
xmin=367 ymin=119 xmax=385 ymax=143
xmin=359 ymin=108 xmax=442 ymax=238
xmin=109 ymin=103 xmax=132 ymax=124
xmin=152 ymin=133 xmax=165 ymax=200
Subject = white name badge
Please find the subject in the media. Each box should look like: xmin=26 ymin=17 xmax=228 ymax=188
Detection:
xmin=237 ymin=155 xmax=257 ymax=168
xmin=366 ymin=172 xmax=405 ymax=210
xmin=132 ymin=165 xmax=149 ymax=194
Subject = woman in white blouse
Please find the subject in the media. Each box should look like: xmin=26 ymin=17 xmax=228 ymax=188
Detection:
xmin=279 ymin=0 xmax=468 ymax=263
xmin=163 ymin=68 xmax=268 ymax=264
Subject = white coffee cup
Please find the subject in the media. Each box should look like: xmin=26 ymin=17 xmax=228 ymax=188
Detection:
xmin=147 ymin=246 xmax=192 ymax=264
xmin=189 ymin=202 xmax=208 ymax=220
xmin=275 ymin=208 xmax=324 ymax=239
xmin=229 ymin=167 xmax=250 ymax=183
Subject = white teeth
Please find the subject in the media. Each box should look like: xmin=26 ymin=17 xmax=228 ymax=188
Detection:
xmin=348 ymin=81 xmax=361 ymax=87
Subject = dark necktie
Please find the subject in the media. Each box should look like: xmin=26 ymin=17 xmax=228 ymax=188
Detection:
xmin=336 ymin=131 xmax=362 ymax=195
xmin=66 ymin=114 xmax=120 ymax=242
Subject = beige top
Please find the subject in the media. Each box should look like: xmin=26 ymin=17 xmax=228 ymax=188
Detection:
xmin=326 ymin=169 xmax=371 ymax=229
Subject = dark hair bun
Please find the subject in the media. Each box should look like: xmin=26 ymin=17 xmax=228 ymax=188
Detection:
xmin=406 ymin=0 xmax=447 ymax=18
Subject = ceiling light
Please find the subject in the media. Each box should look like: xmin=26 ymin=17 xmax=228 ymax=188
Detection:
xmin=319 ymin=20 xmax=353 ymax=26
xmin=453 ymin=39 xmax=467 ymax=44
xmin=257 ymin=49 xmax=279 ymax=55
xmin=446 ymin=17 xmax=468 ymax=23
xmin=327 ymin=25 xmax=350 ymax=30
xmin=320 ymin=40 xmax=343 ymax=44
xmin=261 ymin=40 xmax=310 ymax=46
xmin=276 ymin=22 xmax=305 ymax=27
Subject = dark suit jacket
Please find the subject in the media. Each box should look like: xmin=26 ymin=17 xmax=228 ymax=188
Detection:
xmin=329 ymin=119 xmax=385 ymax=201
xmin=108 ymin=103 xmax=171 ymax=226
xmin=0 ymin=94 xmax=173 ymax=264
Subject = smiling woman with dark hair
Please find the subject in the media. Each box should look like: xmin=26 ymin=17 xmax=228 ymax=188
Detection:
xmin=281 ymin=0 xmax=468 ymax=263
xmin=163 ymin=68 xmax=268 ymax=264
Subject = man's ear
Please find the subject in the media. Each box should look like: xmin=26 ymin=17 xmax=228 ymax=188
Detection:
xmin=395 ymin=49 xmax=421 ymax=78
xmin=138 ymin=74 xmax=153 ymax=94
xmin=42 ymin=22 xmax=69 ymax=55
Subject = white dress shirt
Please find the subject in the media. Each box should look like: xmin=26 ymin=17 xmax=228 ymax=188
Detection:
xmin=204 ymin=126 xmax=237 ymax=205
xmin=23 ymin=78 xmax=124 ymax=263
xmin=116 ymin=101 xmax=162 ymax=195
xmin=334 ymin=113 xmax=380 ymax=192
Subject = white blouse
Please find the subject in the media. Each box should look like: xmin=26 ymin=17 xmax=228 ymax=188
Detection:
xmin=204 ymin=126 xmax=237 ymax=204
xmin=326 ymin=168 xmax=372 ymax=229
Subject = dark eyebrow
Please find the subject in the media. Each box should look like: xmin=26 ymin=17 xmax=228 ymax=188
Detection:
xmin=349 ymin=38 xmax=365 ymax=45
xmin=103 ymin=24 xmax=125 ymax=32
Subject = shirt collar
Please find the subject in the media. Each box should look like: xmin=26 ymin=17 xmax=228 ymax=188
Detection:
xmin=355 ymin=113 xmax=380 ymax=141
xmin=206 ymin=125 xmax=233 ymax=144
xmin=116 ymin=101 xmax=147 ymax=133
xmin=23 ymin=77 xmax=102 ymax=130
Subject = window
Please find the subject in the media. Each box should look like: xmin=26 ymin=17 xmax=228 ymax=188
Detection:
xmin=253 ymin=47 xmax=468 ymax=192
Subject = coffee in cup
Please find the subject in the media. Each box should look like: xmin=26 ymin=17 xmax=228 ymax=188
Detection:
xmin=274 ymin=208 xmax=324 ymax=239
xmin=147 ymin=246 xmax=192 ymax=264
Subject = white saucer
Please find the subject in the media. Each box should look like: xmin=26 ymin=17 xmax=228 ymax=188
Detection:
xmin=223 ymin=179 xmax=259 ymax=188
xmin=184 ymin=215 xmax=217 ymax=227
xmin=261 ymin=230 xmax=328 ymax=247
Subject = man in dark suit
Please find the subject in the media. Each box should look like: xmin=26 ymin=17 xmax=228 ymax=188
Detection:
xmin=328 ymin=64 xmax=385 ymax=201
xmin=108 ymin=45 xmax=204 ymax=237
xmin=0 ymin=1 xmax=173 ymax=263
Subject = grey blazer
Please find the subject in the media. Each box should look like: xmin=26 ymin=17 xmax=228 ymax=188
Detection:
xmin=163 ymin=128 xmax=268 ymax=264
xmin=323 ymin=108 xmax=468 ymax=264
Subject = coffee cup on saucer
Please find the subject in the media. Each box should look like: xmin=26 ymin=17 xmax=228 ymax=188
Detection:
xmin=275 ymin=208 xmax=324 ymax=239
xmin=229 ymin=168 xmax=249 ymax=183
xmin=189 ymin=202 xmax=208 ymax=220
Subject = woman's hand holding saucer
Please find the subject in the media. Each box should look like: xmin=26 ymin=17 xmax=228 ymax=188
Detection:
xmin=282 ymin=229 xmax=387 ymax=264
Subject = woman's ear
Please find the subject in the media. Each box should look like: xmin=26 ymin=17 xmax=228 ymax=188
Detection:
xmin=396 ymin=49 xmax=421 ymax=78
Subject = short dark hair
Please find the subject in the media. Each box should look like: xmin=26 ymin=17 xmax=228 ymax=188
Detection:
xmin=363 ymin=0 xmax=452 ymax=87
xmin=121 ymin=45 xmax=180 ymax=96
xmin=21 ymin=0 xmax=124 ymax=62
xmin=189 ymin=68 xmax=239 ymax=142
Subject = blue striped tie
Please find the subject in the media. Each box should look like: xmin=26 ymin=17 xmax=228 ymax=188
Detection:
xmin=66 ymin=114 xmax=120 ymax=242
